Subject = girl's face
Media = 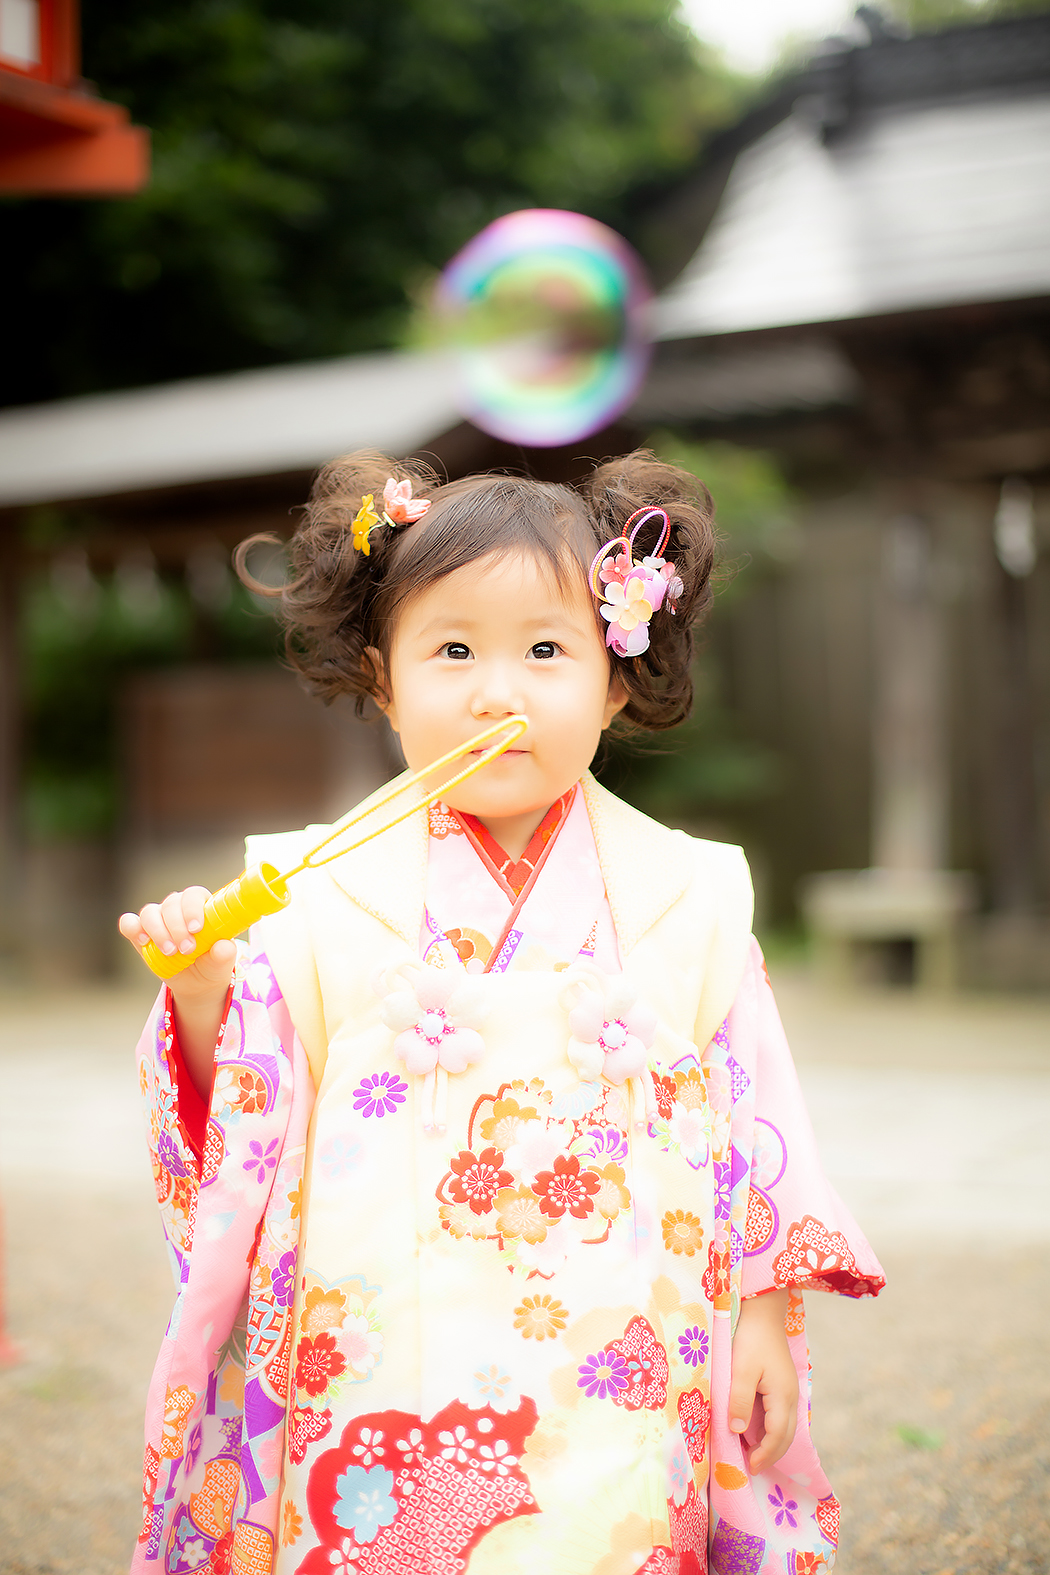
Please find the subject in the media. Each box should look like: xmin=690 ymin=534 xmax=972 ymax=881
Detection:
xmin=379 ymin=550 xmax=627 ymax=854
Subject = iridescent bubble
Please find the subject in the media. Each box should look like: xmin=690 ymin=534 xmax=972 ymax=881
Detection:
xmin=435 ymin=208 xmax=652 ymax=447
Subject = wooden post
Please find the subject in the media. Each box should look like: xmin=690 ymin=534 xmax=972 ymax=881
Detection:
xmin=983 ymin=559 xmax=1040 ymax=914
xmin=870 ymin=514 xmax=949 ymax=873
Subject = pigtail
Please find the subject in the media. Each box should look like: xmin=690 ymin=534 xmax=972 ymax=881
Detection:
xmin=581 ymin=449 xmax=716 ymax=731
xmin=234 ymin=449 xmax=436 ymax=715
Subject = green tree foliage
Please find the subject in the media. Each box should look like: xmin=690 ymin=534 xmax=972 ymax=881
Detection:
xmin=22 ymin=527 xmax=279 ymax=839
xmin=1 ymin=0 xmax=744 ymax=406
xmin=886 ymin=0 xmax=1050 ymax=25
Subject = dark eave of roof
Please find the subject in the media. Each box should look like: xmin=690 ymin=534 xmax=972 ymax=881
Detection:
xmin=638 ymin=8 xmax=1050 ymax=290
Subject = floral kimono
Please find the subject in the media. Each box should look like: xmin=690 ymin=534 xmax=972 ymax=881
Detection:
xmin=134 ymin=774 xmax=884 ymax=1575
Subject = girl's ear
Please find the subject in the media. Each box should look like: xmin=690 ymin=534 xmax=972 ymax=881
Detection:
xmin=364 ymin=647 xmax=395 ymax=723
xmin=602 ymin=671 xmax=629 ymax=729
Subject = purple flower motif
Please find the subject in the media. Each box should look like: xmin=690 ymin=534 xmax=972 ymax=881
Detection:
xmin=183 ymin=1421 xmax=202 ymax=1474
xmin=272 ymin=1249 xmax=297 ymax=1308
xmin=353 ymin=1070 xmax=408 ymax=1119
xmin=678 ymin=1325 xmax=709 ymax=1368
xmin=157 ymin=1129 xmax=191 ymax=1178
xmin=714 ymin=1160 xmax=733 ymax=1223
xmin=584 ymin=1126 xmax=628 ymax=1163
xmin=243 ymin=1137 xmax=279 ymax=1183
xmin=577 ymin=1348 xmax=631 ymax=1400
xmin=768 ymin=1483 xmax=798 ymax=1529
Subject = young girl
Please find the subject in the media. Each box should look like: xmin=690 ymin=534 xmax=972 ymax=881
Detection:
xmin=120 ymin=449 xmax=883 ymax=1575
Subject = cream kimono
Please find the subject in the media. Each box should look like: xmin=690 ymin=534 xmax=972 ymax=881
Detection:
xmin=133 ymin=775 xmax=884 ymax=1575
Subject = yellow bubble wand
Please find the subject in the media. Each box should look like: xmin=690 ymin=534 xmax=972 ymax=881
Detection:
xmin=138 ymin=715 xmax=529 ymax=979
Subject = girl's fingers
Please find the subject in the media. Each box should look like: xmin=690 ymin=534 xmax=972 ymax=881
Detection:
xmin=118 ymin=911 xmax=151 ymax=948
xmin=135 ymin=901 xmax=177 ymax=955
xmin=727 ymin=1367 xmax=759 ymax=1436
xmin=160 ymin=890 xmax=199 ymax=955
xmin=191 ymin=938 xmax=238 ymax=985
xmin=181 ymin=887 xmax=212 ymax=935
xmin=749 ymin=1388 xmax=794 ymax=1471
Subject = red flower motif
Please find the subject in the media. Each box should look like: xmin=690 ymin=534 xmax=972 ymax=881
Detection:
xmin=772 ymin=1215 xmax=858 ymax=1290
xmin=448 ymin=1147 xmax=513 ymax=1216
xmin=795 ymin=1554 xmax=828 ymax=1573
xmin=702 ymin=1244 xmax=731 ymax=1303
xmin=533 ymin=1154 xmax=601 ymax=1219
xmin=294 ymin=1333 xmax=346 ymax=1398
xmin=653 ymin=1073 xmax=677 ymax=1120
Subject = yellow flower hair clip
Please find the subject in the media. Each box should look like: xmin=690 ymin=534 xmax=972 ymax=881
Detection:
xmin=352 ymin=478 xmax=430 ymax=556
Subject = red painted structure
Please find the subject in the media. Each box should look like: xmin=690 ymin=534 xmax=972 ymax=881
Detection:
xmin=0 ymin=0 xmax=148 ymax=194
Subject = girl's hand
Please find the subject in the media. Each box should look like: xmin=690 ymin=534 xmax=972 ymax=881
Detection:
xmin=728 ymin=1288 xmax=799 ymax=1474
xmin=118 ymin=888 xmax=236 ymax=1097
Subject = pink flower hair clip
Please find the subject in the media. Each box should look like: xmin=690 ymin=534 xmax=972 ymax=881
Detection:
xmin=589 ymin=507 xmax=683 ymax=658
xmin=351 ymin=476 xmax=431 ymax=556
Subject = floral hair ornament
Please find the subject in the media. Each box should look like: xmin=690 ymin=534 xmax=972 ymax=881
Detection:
xmin=351 ymin=476 xmax=431 ymax=556
xmin=589 ymin=507 xmax=683 ymax=658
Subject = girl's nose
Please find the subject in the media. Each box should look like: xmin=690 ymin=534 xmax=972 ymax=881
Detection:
xmin=470 ymin=664 xmax=525 ymax=719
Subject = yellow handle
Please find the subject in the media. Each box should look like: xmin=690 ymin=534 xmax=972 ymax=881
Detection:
xmin=138 ymin=716 xmax=528 ymax=981
xmin=140 ymin=862 xmax=290 ymax=980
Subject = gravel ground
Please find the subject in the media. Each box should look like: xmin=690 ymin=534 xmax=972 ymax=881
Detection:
xmin=0 ymin=975 xmax=1047 ymax=1575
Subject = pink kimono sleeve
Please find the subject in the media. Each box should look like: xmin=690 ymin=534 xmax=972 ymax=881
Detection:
xmin=700 ymin=940 xmax=883 ymax=1572
xmin=723 ymin=938 xmax=885 ymax=1302
xmin=132 ymin=950 xmax=315 ymax=1573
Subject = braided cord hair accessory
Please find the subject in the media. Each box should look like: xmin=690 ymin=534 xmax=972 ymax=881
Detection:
xmin=589 ymin=507 xmax=684 ymax=657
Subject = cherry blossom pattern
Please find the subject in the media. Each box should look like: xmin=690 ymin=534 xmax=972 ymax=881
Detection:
xmin=290 ymin=1271 xmax=384 ymax=1448
xmin=434 ymin=1080 xmax=631 ymax=1270
xmin=561 ymin=965 xmax=659 ymax=1125
xmin=378 ymin=964 xmax=487 ymax=1131
xmin=533 ymin=1154 xmax=600 ymax=1220
xmin=448 ymin=1148 xmax=513 ymax=1215
xmin=299 ymin=1398 xmax=539 ymax=1572
xmin=295 ymin=1333 xmax=346 ymax=1399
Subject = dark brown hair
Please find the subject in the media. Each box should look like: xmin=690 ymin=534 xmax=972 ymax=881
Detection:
xmin=235 ymin=448 xmax=716 ymax=731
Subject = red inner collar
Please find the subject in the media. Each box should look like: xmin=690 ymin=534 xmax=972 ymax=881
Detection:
xmin=456 ymin=786 xmax=575 ymax=898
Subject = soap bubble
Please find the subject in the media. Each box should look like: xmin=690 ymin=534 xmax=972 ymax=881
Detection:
xmin=435 ymin=208 xmax=652 ymax=447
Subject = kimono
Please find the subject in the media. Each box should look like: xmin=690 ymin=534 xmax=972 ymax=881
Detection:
xmin=133 ymin=773 xmax=884 ymax=1575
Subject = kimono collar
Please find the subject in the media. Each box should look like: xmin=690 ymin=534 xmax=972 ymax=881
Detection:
xmin=321 ymin=769 xmax=691 ymax=956
xmin=578 ymin=772 xmax=691 ymax=954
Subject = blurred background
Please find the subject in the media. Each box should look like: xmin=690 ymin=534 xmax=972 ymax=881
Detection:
xmin=1 ymin=0 xmax=1050 ymax=989
xmin=0 ymin=2 xmax=1048 ymax=1572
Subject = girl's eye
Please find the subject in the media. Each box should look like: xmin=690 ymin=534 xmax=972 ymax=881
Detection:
xmin=529 ymin=642 xmax=559 ymax=660
xmin=440 ymin=642 xmax=472 ymax=661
